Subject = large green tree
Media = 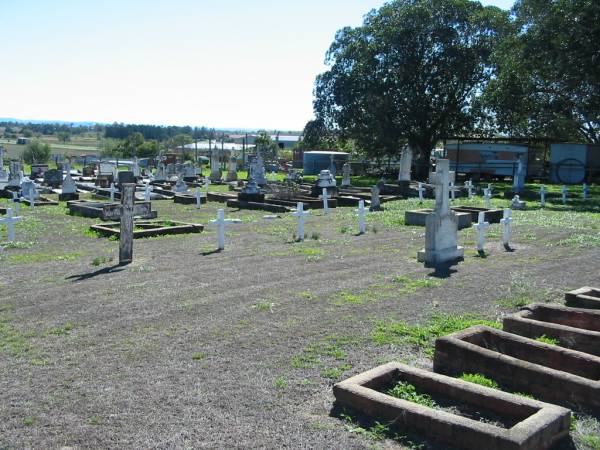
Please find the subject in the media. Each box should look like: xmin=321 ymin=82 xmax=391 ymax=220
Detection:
xmin=23 ymin=140 xmax=51 ymax=164
xmin=314 ymin=0 xmax=509 ymax=178
xmin=482 ymin=0 xmax=600 ymax=143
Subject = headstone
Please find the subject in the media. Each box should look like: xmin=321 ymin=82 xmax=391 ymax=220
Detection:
xmin=356 ymin=200 xmax=367 ymax=234
xmin=500 ymin=208 xmax=512 ymax=251
xmin=208 ymin=209 xmax=241 ymax=250
xmin=249 ymin=153 xmax=266 ymax=185
xmin=154 ymin=163 xmax=167 ymax=182
xmin=60 ymin=172 xmax=77 ymax=199
xmin=370 ymin=181 xmax=384 ymax=211
xmin=174 ymin=177 xmax=188 ymax=193
xmin=43 ymin=169 xmax=63 ymax=188
xmin=144 ymin=183 xmax=152 ymax=201
xmin=30 ymin=164 xmax=49 ymax=177
xmin=132 ymin=158 xmax=141 ymax=178
xmin=0 ymin=146 xmax=6 ymax=180
xmin=239 ymin=178 xmax=264 ymax=202
xmin=417 ymin=182 xmax=425 ymax=203
xmin=465 ymin=180 xmax=473 ymax=200
xmin=417 ymin=159 xmax=464 ymax=266
xmin=320 ymin=188 xmax=331 ymax=214
xmin=99 ymin=162 xmax=114 ymax=176
xmin=341 ymin=163 xmax=351 ymax=188
xmin=117 ymin=171 xmax=136 ymax=186
xmin=317 ymin=170 xmax=336 ymax=188
xmin=109 ymin=183 xmax=117 ymax=202
xmin=204 ymin=177 xmax=211 ymax=192
xmin=21 ymin=180 xmax=38 ymax=202
xmin=0 ymin=208 xmax=22 ymax=242
xmin=449 ymin=182 xmax=456 ymax=201
xmin=473 ymin=211 xmax=490 ymax=255
xmin=562 ymin=185 xmax=568 ymax=205
xmin=397 ymin=145 xmax=412 ymax=183
xmin=513 ymin=156 xmax=525 ymax=193
xmin=195 ymin=187 xmax=204 ymax=208
xmin=292 ymin=202 xmax=310 ymax=241
xmin=483 ymin=188 xmax=492 ymax=209
xmin=209 ymin=150 xmax=222 ymax=182
xmin=226 ymin=156 xmax=238 ymax=182
xmin=511 ymin=195 xmax=526 ymax=210
xmin=583 ymin=183 xmax=589 ymax=201
xmin=540 ymin=185 xmax=546 ymax=207
xmin=7 ymin=162 xmax=23 ymax=188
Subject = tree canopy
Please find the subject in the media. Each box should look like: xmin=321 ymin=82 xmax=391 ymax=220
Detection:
xmin=23 ymin=140 xmax=51 ymax=164
xmin=314 ymin=0 xmax=509 ymax=177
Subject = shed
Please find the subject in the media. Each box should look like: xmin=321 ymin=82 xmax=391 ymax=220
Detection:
xmin=303 ymin=151 xmax=350 ymax=175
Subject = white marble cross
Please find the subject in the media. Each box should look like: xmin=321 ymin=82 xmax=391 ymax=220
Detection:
xmin=209 ymin=209 xmax=241 ymax=250
xmin=195 ymin=187 xmax=204 ymax=209
xmin=449 ymin=182 xmax=456 ymax=201
xmin=500 ymin=208 xmax=512 ymax=250
xmin=0 ymin=208 xmax=22 ymax=242
xmin=465 ymin=180 xmax=473 ymax=200
xmin=540 ymin=185 xmax=546 ymax=207
xmin=483 ymin=188 xmax=492 ymax=209
xmin=562 ymin=185 xmax=568 ymax=204
xmin=583 ymin=183 xmax=589 ymax=201
xmin=109 ymin=183 xmax=117 ymax=202
xmin=355 ymin=200 xmax=367 ymax=234
xmin=473 ymin=211 xmax=490 ymax=254
xmin=417 ymin=182 xmax=425 ymax=203
xmin=319 ymin=188 xmax=331 ymax=214
xmin=292 ymin=202 xmax=310 ymax=241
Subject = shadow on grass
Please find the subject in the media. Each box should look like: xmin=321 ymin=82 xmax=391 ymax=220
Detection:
xmin=426 ymin=260 xmax=460 ymax=279
xmin=201 ymin=248 xmax=222 ymax=256
xmin=66 ymin=263 xmax=125 ymax=282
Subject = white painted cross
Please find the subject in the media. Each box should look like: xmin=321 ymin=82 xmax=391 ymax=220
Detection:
xmin=465 ymin=180 xmax=473 ymax=200
xmin=319 ymin=188 xmax=331 ymax=214
xmin=144 ymin=183 xmax=152 ymax=202
xmin=540 ymin=185 xmax=546 ymax=207
xmin=583 ymin=183 xmax=589 ymax=201
xmin=355 ymin=200 xmax=367 ymax=234
xmin=500 ymin=208 xmax=512 ymax=250
xmin=195 ymin=187 xmax=204 ymax=209
xmin=473 ymin=211 xmax=490 ymax=255
xmin=0 ymin=208 xmax=22 ymax=242
xmin=483 ymin=188 xmax=492 ymax=209
xmin=562 ymin=185 xmax=568 ymax=205
xmin=11 ymin=191 xmax=20 ymax=216
xmin=209 ymin=209 xmax=241 ymax=250
xmin=417 ymin=182 xmax=425 ymax=203
xmin=292 ymin=202 xmax=310 ymax=241
xmin=204 ymin=177 xmax=211 ymax=193
xmin=109 ymin=183 xmax=117 ymax=202
xmin=449 ymin=182 xmax=456 ymax=201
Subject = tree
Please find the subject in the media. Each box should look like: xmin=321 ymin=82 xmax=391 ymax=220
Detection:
xmin=482 ymin=0 xmax=600 ymax=143
xmin=171 ymin=133 xmax=193 ymax=152
xmin=23 ymin=140 xmax=51 ymax=164
xmin=57 ymin=130 xmax=71 ymax=143
xmin=124 ymin=132 xmax=145 ymax=157
xmin=314 ymin=0 xmax=509 ymax=179
xmin=254 ymin=130 xmax=279 ymax=161
xmin=297 ymin=118 xmax=338 ymax=150
xmin=136 ymin=140 xmax=160 ymax=158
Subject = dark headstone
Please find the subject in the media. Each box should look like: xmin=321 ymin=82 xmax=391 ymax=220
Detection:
xmin=117 ymin=171 xmax=136 ymax=186
xmin=44 ymin=169 xmax=63 ymax=188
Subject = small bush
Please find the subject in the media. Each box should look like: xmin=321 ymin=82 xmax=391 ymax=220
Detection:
xmin=387 ymin=381 xmax=437 ymax=408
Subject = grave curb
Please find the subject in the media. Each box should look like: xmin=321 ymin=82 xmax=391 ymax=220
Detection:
xmin=90 ymin=221 xmax=204 ymax=238
xmin=565 ymin=286 xmax=600 ymax=310
xmin=333 ymin=362 xmax=570 ymax=450
xmin=433 ymin=325 xmax=600 ymax=410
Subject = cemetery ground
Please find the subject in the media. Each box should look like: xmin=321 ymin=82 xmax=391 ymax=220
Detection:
xmin=1 ymin=185 xmax=599 ymax=449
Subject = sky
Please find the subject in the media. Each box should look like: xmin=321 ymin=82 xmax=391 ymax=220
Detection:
xmin=0 ymin=0 xmax=514 ymax=131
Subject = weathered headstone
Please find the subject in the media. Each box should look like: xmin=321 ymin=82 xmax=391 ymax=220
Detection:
xmin=144 ymin=183 xmax=152 ymax=201
xmin=249 ymin=153 xmax=267 ymax=185
xmin=473 ymin=211 xmax=490 ymax=256
xmin=21 ymin=180 xmax=38 ymax=203
xmin=370 ymin=181 xmax=385 ymax=211
xmin=209 ymin=150 xmax=222 ymax=182
xmin=109 ymin=183 xmax=117 ymax=202
xmin=132 ymin=158 xmax=141 ymax=178
xmin=397 ymin=145 xmax=412 ymax=184
xmin=500 ymin=208 xmax=512 ymax=251
xmin=43 ymin=169 xmax=63 ymax=188
xmin=449 ymin=182 xmax=456 ymax=201
xmin=0 ymin=208 xmax=22 ymax=242
xmin=513 ymin=156 xmax=525 ymax=193
xmin=417 ymin=159 xmax=464 ymax=266
xmin=0 ymin=146 xmax=7 ymax=180
xmin=117 ymin=171 xmax=136 ymax=186
xmin=174 ymin=177 xmax=188 ymax=193
xmin=59 ymin=171 xmax=78 ymax=201
xmin=292 ymin=202 xmax=310 ymax=241
xmin=341 ymin=163 xmax=351 ymax=188
xmin=465 ymin=180 xmax=473 ymax=200
xmin=511 ymin=195 xmax=526 ymax=210
xmin=417 ymin=182 xmax=425 ymax=203
xmin=195 ymin=187 xmax=204 ymax=208
xmin=154 ymin=163 xmax=167 ymax=182
xmin=226 ymin=156 xmax=238 ymax=182
xmin=483 ymin=188 xmax=492 ymax=209
xmin=209 ymin=209 xmax=241 ymax=250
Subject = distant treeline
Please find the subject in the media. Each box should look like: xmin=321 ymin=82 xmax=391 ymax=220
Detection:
xmin=0 ymin=121 xmax=97 ymax=136
xmin=104 ymin=123 xmax=216 ymax=142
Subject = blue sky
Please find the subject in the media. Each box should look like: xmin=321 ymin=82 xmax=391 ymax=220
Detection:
xmin=0 ymin=0 xmax=514 ymax=131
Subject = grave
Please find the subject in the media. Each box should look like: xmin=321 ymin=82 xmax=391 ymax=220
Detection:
xmin=369 ymin=181 xmax=384 ymax=211
xmin=0 ymin=146 xmax=6 ymax=180
xmin=397 ymin=145 xmax=412 ymax=194
xmin=173 ymin=191 xmax=207 ymax=205
xmin=311 ymin=169 xmax=337 ymax=197
xmin=209 ymin=150 xmax=223 ymax=182
xmin=226 ymin=156 xmax=238 ymax=182
xmin=473 ymin=211 xmax=489 ymax=255
xmin=451 ymin=206 xmax=503 ymax=223
xmin=174 ymin=177 xmax=189 ymax=193
xmin=59 ymin=172 xmax=79 ymax=201
xmin=30 ymin=164 xmax=49 ymax=177
xmin=117 ymin=171 xmax=136 ymax=187
xmin=208 ymin=209 xmax=241 ymax=250
xmin=0 ymin=208 xmax=22 ymax=242
xmin=405 ymin=209 xmax=472 ymax=229
xmin=434 ymin=325 xmax=600 ymax=411
xmin=341 ymin=162 xmax=351 ymax=188
xmin=238 ymin=179 xmax=264 ymax=202
xmin=19 ymin=180 xmax=58 ymax=206
xmin=43 ymin=169 xmax=63 ymax=188
xmin=503 ymin=304 xmax=600 ymax=356
xmin=334 ymin=362 xmax=570 ymax=450
xmin=248 ymin=153 xmax=267 ymax=185
xmin=417 ymin=159 xmax=464 ymax=267
xmin=511 ymin=195 xmax=526 ymax=210
xmin=565 ymin=286 xmax=600 ymax=309
xmin=292 ymin=202 xmax=310 ymax=241
xmin=67 ymin=200 xmax=157 ymax=220
xmin=91 ymin=220 xmax=203 ymax=239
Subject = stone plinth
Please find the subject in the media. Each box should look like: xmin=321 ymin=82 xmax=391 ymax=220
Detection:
xmin=405 ymin=208 xmax=472 ymax=229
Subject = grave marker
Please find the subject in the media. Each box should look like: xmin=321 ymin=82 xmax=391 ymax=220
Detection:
xmin=483 ymin=188 xmax=492 ymax=209
xmin=449 ymin=181 xmax=456 ymax=201
xmin=473 ymin=211 xmax=490 ymax=255
xmin=355 ymin=200 xmax=367 ymax=234
xmin=209 ymin=209 xmax=241 ymax=250
xmin=465 ymin=180 xmax=473 ymax=200
xmin=500 ymin=208 xmax=512 ymax=250
xmin=0 ymin=208 xmax=22 ymax=242
xmin=195 ymin=187 xmax=204 ymax=208
xmin=10 ymin=191 xmax=20 ymax=216
xmin=562 ymin=185 xmax=568 ymax=204
xmin=292 ymin=202 xmax=310 ymax=241
xmin=417 ymin=182 xmax=425 ymax=203
xmin=319 ymin=188 xmax=331 ymax=214
xmin=144 ymin=183 xmax=152 ymax=201
xmin=341 ymin=162 xmax=351 ymax=188
xmin=109 ymin=183 xmax=117 ymax=202
xmin=583 ymin=183 xmax=589 ymax=201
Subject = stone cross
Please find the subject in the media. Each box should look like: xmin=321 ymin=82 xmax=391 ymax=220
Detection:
xmin=483 ymin=188 xmax=492 ymax=209
xmin=209 ymin=208 xmax=241 ymax=250
xmin=473 ymin=211 xmax=490 ymax=255
xmin=0 ymin=208 xmax=22 ymax=242
xmin=195 ymin=187 xmax=204 ymax=208
xmin=449 ymin=182 xmax=456 ymax=201
xmin=540 ymin=185 xmax=546 ymax=207
xmin=562 ymin=185 xmax=568 ymax=204
xmin=319 ymin=188 xmax=331 ymax=214
xmin=417 ymin=182 xmax=425 ymax=203
xmin=109 ymin=183 xmax=117 ymax=202
xmin=500 ymin=208 xmax=512 ymax=251
xmin=292 ymin=202 xmax=310 ymax=241
xmin=103 ymin=184 xmax=151 ymax=265
xmin=433 ymin=161 xmax=450 ymax=214
xmin=144 ymin=183 xmax=152 ymax=201
xmin=355 ymin=200 xmax=367 ymax=234
xmin=465 ymin=180 xmax=473 ymax=200
xmin=583 ymin=183 xmax=589 ymax=201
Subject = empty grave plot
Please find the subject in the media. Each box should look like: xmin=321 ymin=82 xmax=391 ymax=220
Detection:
xmin=20 ymin=196 xmax=58 ymax=206
xmin=503 ymin=304 xmax=600 ymax=356
xmin=67 ymin=200 xmax=157 ymax=220
xmin=433 ymin=326 xmax=600 ymax=410
xmin=91 ymin=220 xmax=203 ymax=238
xmin=333 ymin=362 xmax=570 ymax=450
xmin=565 ymin=286 xmax=600 ymax=310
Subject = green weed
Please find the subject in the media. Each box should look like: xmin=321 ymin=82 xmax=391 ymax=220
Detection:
xmin=192 ymin=352 xmax=206 ymax=361
xmin=535 ymin=335 xmax=560 ymax=346
xmin=459 ymin=373 xmax=499 ymax=389
xmin=22 ymin=416 xmax=36 ymax=426
xmin=48 ymin=322 xmax=74 ymax=336
xmin=274 ymin=376 xmax=288 ymax=389
xmin=320 ymin=363 xmax=352 ymax=380
xmin=253 ymin=301 xmax=274 ymax=312
xmin=387 ymin=381 xmax=437 ymax=409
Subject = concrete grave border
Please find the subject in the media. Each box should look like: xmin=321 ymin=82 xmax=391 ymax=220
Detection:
xmin=565 ymin=287 xmax=600 ymax=310
xmin=405 ymin=208 xmax=472 ymax=229
xmin=434 ymin=325 xmax=600 ymax=410
xmin=333 ymin=362 xmax=570 ymax=450
xmin=20 ymin=196 xmax=58 ymax=206
xmin=503 ymin=303 xmax=600 ymax=356
xmin=90 ymin=220 xmax=203 ymax=238
xmin=67 ymin=200 xmax=157 ymax=221
xmin=452 ymin=206 xmax=504 ymax=223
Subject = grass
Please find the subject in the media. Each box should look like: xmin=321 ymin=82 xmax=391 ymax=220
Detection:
xmin=372 ymin=314 xmax=500 ymax=357
xmin=458 ymin=373 xmax=499 ymax=389
xmin=253 ymin=301 xmax=274 ymax=312
xmin=48 ymin=322 xmax=74 ymax=336
xmin=340 ymin=413 xmax=390 ymax=441
xmin=274 ymin=376 xmax=288 ymax=389
xmin=387 ymin=381 xmax=438 ymax=409
xmin=535 ymin=334 xmax=560 ymax=346
xmin=192 ymin=352 xmax=206 ymax=361
xmin=291 ymin=334 xmax=361 ymax=381
xmin=392 ymin=275 xmax=442 ymax=293
xmin=22 ymin=416 xmax=37 ymax=426
xmin=6 ymin=251 xmax=84 ymax=265
xmin=91 ymin=255 xmax=113 ymax=266
xmin=581 ymin=434 xmax=600 ymax=449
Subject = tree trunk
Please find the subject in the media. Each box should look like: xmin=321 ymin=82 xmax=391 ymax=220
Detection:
xmin=410 ymin=140 xmax=434 ymax=181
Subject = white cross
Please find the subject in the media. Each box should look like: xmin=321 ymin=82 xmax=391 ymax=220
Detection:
xmin=417 ymin=182 xmax=425 ymax=203
xmin=209 ymin=209 xmax=241 ymax=250
xmin=465 ymin=180 xmax=473 ymax=200
xmin=292 ymin=202 xmax=310 ymax=241
xmin=562 ymin=185 xmax=568 ymax=204
xmin=500 ymin=208 xmax=512 ymax=250
xmin=319 ymin=188 xmax=331 ymax=214
xmin=204 ymin=177 xmax=211 ymax=193
xmin=583 ymin=183 xmax=589 ymax=201
xmin=540 ymin=185 xmax=546 ymax=207
xmin=11 ymin=191 xmax=20 ymax=216
xmin=195 ymin=187 xmax=204 ymax=209
xmin=483 ymin=188 xmax=492 ymax=209
xmin=473 ymin=211 xmax=490 ymax=254
xmin=144 ymin=183 xmax=152 ymax=202
xmin=0 ymin=208 xmax=22 ymax=242
xmin=487 ymin=183 xmax=493 ymax=196
xmin=449 ymin=182 xmax=456 ymax=201
xmin=109 ymin=183 xmax=117 ymax=202
xmin=355 ymin=200 xmax=367 ymax=234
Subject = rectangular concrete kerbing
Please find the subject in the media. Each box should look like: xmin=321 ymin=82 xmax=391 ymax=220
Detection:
xmin=565 ymin=286 xmax=600 ymax=309
xmin=333 ymin=362 xmax=570 ymax=450
xmin=434 ymin=325 xmax=600 ymax=410
xmin=503 ymin=303 xmax=600 ymax=356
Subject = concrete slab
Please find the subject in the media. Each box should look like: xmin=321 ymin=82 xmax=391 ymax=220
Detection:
xmin=452 ymin=206 xmax=504 ymax=224
xmin=503 ymin=304 xmax=600 ymax=356
xmin=405 ymin=209 xmax=472 ymax=229
xmin=434 ymin=325 xmax=600 ymax=410
xmin=91 ymin=220 xmax=203 ymax=238
xmin=565 ymin=287 xmax=600 ymax=310
xmin=333 ymin=362 xmax=570 ymax=450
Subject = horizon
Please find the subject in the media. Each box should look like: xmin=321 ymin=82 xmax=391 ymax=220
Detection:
xmin=0 ymin=0 xmax=514 ymax=131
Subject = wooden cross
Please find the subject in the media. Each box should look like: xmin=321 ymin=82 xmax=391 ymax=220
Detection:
xmin=103 ymin=184 xmax=151 ymax=265
xmin=292 ymin=202 xmax=310 ymax=241
xmin=0 ymin=208 xmax=22 ymax=242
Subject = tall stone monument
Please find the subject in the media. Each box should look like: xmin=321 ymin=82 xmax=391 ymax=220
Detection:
xmin=341 ymin=162 xmax=351 ymax=188
xmin=209 ymin=149 xmax=222 ymax=182
xmin=226 ymin=156 xmax=238 ymax=182
xmin=0 ymin=145 xmax=7 ymax=180
xmin=513 ymin=155 xmax=525 ymax=193
xmin=417 ymin=159 xmax=464 ymax=267
xmin=249 ymin=153 xmax=267 ymax=185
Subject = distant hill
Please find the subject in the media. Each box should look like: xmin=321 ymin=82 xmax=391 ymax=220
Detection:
xmin=0 ymin=117 xmax=100 ymax=127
